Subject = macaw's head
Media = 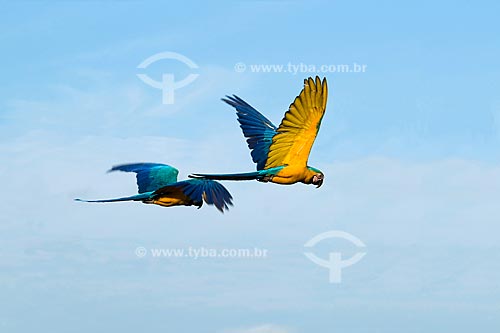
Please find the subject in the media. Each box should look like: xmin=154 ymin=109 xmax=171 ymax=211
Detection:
xmin=307 ymin=166 xmax=324 ymax=188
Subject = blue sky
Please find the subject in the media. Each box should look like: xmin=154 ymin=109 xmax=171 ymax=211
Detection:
xmin=1 ymin=1 xmax=500 ymax=332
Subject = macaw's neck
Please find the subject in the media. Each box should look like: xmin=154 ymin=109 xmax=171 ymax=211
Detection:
xmin=304 ymin=167 xmax=320 ymax=184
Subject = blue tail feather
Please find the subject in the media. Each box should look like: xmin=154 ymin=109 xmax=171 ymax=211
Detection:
xmin=75 ymin=192 xmax=151 ymax=203
xmin=189 ymin=171 xmax=262 ymax=181
xmin=188 ymin=167 xmax=284 ymax=181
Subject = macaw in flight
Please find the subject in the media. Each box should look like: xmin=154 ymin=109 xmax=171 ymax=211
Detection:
xmin=190 ymin=76 xmax=328 ymax=188
xmin=76 ymin=163 xmax=233 ymax=212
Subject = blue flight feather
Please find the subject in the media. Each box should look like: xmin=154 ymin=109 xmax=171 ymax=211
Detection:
xmin=222 ymin=95 xmax=277 ymax=170
xmin=108 ymin=163 xmax=179 ymax=193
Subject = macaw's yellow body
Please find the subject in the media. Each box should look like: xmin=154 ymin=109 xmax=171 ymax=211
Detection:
xmin=264 ymin=165 xmax=321 ymax=185
xmin=191 ymin=76 xmax=328 ymax=188
xmin=147 ymin=192 xmax=193 ymax=207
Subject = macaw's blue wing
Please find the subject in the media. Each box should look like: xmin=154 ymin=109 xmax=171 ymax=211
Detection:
xmin=222 ymin=95 xmax=277 ymax=170
xmin=108 ymin=163 xmax=179 ymax=193
xmin=152 ymin=179 xmax=233 ymax=212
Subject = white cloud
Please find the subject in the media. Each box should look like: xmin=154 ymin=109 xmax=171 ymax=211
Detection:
xmin=2 ymin=136 xmax=500 ymax=312
xmin=2 ymin=64 xmax=500 ymax=318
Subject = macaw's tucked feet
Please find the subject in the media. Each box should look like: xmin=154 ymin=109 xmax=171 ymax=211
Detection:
xmin=259 ymin=175 xmax=274 ymax=183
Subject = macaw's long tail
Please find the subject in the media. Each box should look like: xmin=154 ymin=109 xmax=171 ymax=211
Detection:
xmin=189 ymin=171 xmax=262 ymax=181
xmin=75 ymin=193 xmax=151 ymax=203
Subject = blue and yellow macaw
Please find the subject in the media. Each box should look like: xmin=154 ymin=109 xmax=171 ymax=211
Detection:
xmin=76 ymin=163 xmax=233 ymax=212
xmin=190 ymin=76 xmax=328 ymax=188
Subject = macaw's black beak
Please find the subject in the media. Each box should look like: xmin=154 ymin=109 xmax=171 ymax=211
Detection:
xmin=312 ymin=174 xmax=324 ymax=188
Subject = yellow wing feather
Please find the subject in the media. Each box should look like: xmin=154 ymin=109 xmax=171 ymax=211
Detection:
xmin=264 ymin=76 xmax=328 ymax=169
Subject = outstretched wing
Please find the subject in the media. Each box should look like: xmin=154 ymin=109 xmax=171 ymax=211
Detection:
xmin=264 ymin=76 xmax=328 ymax=169
xmin=152 ymin=179 xmax=233 ymax=212
xmin=222 ymin=95 xmax=277 ymax=170
xmin=108 ymin=163 xmax=179 ymax=193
